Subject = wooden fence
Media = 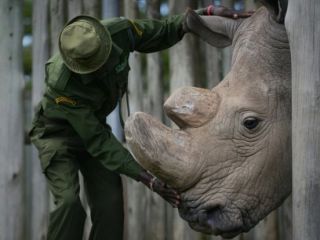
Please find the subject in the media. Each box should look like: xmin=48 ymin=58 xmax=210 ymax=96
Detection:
xmin=2 ymin=0 xmax=320 ymax=239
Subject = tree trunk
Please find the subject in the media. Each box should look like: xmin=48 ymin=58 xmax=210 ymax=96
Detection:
xmin=30 ymin=1 xmax=50 ymax=239
xmin=286 ymin=1 xmax=320 ymax=239
xmin=0 ymin=1 xmax=24 ymax=239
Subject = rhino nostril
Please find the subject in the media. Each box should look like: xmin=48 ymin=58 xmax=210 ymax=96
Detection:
xmin=203 ymin=205 xmax=224 ymax=230
xmin=206 ymin=205 xmax=222 ymax=218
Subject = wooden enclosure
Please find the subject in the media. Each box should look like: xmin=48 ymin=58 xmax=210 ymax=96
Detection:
xmin=0 ymin=0 xmax=319 ymax=239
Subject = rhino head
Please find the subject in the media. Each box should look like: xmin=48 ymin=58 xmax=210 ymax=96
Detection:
xmin=125 ymin=4 xmax=291 ymax=238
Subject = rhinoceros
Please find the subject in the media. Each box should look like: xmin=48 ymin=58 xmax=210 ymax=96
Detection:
xmin=125 ymin=1 xmax=290 ymax=238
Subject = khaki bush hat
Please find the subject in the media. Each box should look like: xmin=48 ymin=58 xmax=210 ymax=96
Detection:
xmin=59 ymin=15 xmax=112 ymax=74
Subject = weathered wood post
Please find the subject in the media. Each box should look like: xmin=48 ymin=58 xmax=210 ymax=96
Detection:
xmin=30 ymin=0 xmax=50 ymax=239
xmin=203 ymin=0 xmax=221 ymax=89
xmin=122 ymin=1 xmax=147 ymax=240
xmin=67 ymin=0 xmax=83 ymax=20
xmin=0 ymin=0 xmax=24 ymax=239
xmin=168 ymin=1 xmax=206 ymax=239
xmin=143 ymin=1 xmax=168 ymax=240
xmin=220 ymin=0 xmax=234 ymax=77
xmin=49 ymin=0 xmax=65 ymax=55
xmin=286 ymin=1 xmax=320 ymax=239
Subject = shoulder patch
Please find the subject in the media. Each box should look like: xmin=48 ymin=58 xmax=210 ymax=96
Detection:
xmin=55 ymin=96 xmax=77 ymax=106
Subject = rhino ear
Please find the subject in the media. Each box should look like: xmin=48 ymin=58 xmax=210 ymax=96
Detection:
xmin=260 ymin=0 xmax=287 ymax=23
xmin=185 ymin=9 xmax=239 ymax=48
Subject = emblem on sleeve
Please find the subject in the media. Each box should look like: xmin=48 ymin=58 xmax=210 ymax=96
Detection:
xmin=55 ymin=96 xmax=77 ymax=106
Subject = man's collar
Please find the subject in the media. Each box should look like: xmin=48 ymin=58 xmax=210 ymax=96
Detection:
xmin=79 ymin=42 xmax=123 ymax=84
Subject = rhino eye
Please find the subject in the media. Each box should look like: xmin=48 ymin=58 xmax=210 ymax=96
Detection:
xmin=243 ymin=117 xmax=261 ymax=130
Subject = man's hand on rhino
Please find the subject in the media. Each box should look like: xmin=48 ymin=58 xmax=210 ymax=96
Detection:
xmin=197 ymin=5 xmax=254 ymax=19
xmin=138 ymin=170 xmax=180 ymax=208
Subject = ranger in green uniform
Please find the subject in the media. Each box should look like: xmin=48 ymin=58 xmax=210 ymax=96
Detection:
xmin=30 ymin=5 xmax=252 ymax=240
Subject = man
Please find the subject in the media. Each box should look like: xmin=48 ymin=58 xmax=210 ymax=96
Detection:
xmin=30 ymin=5 xmax=252 ymax=240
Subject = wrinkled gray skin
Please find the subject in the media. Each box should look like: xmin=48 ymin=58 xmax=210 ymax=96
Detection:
xmin=125 ymin=6 xmax=291 ymax=238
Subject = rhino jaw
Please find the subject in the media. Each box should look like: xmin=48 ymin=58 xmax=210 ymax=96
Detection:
xmin=125 ymin=112 xmax=200 ymax=191
xmin=179 ymin=199 xmax=248 ymax=239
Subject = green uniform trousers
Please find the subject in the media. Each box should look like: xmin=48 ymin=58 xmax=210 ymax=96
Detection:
xmin=30 ymin=109 xmax=124 ymax=240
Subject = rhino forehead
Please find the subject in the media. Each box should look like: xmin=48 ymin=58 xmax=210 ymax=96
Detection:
xmin=231 ymin=8 xmax=290 ymax=85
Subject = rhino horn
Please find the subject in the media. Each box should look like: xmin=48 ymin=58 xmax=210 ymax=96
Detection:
xmin=125 ymin=112 xmax=198 ymax=190
xmin=164 ymin=87 xmax=220 ymax=129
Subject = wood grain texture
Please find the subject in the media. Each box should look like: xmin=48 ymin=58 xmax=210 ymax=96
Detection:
xmin=0 ymin=1 xmax=24 ymax=239
xmin=68 ymin=0 xmax=83 ymax=20
xmin=286 ymin=0 xmax=320 ymax=239
xmin=30 ymin=1 xmax=51 ymax=239
xmin=49 ymin=0 xmax=66 ymax=55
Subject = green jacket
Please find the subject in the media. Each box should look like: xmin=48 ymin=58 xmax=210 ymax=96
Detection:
xmin=35 ymin=15 xmax=185 ymax=180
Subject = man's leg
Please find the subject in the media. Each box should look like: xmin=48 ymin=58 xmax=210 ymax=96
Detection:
xmin=79 ymin=151 xmax=124 ymax=240
xmin=44 ymin=148 xmax=86 ymax=240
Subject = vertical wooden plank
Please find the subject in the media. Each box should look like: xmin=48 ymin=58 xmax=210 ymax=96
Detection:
xmin=49 ymin=0 xmax=66 ymax=55
xmin=102 ymin=0 xmax=119 ymax=18
xmin=168 ymin=0 xmax=196 ymax=90
xmin=286 ymin=0 xmax=320 ymax=239
xmin=203 ymin=0 xmax=221 ymax=88
xmin=144 ymin=1 xmax=167 ymax=239
xmin=31 ymin=1 xmax=50 ymax=239
xmin=145 ymin=0 xmax=163 ymax=118
xmin=67 ymin=0 xmax=83 ymax=20
xmin=167 ymin=1 xmax=204 ymax=239
xmin=123 ymin=1 xmax=146 ymax=240
xmin=0 ymin=0 xmax=24 ymax=239
xmin=220 ymin=0 xmax=233 ymax=78
xmin=125 ymin=0 xmax=144 ymax=112
xmin=83 ymin=0 xmax=101 ymax=17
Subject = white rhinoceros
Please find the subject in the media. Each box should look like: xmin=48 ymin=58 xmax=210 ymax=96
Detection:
xmin=125 ymin=1 xmax=291 ymax=238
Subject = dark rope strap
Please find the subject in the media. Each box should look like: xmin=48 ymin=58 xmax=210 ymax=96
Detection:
xmin=118 ymin=91 xmax=131 ymax=129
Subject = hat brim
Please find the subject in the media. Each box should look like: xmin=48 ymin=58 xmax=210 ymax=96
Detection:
xmin=59 ymin=15 xmax=112 ymax=74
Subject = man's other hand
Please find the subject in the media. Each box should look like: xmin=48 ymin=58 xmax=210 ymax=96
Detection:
xmin=138 ymin=170 xmax=180 ymax=208
xmin=197 ymin=5 xmax=255 ymax=19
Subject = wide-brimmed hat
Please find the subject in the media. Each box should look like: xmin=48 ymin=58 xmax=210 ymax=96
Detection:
xmin=59 ymin=15 xmax=112 ymax=74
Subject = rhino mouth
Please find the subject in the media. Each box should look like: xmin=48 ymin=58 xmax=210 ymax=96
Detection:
xmin=179 ymin=202 xmax=246 ymax=238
